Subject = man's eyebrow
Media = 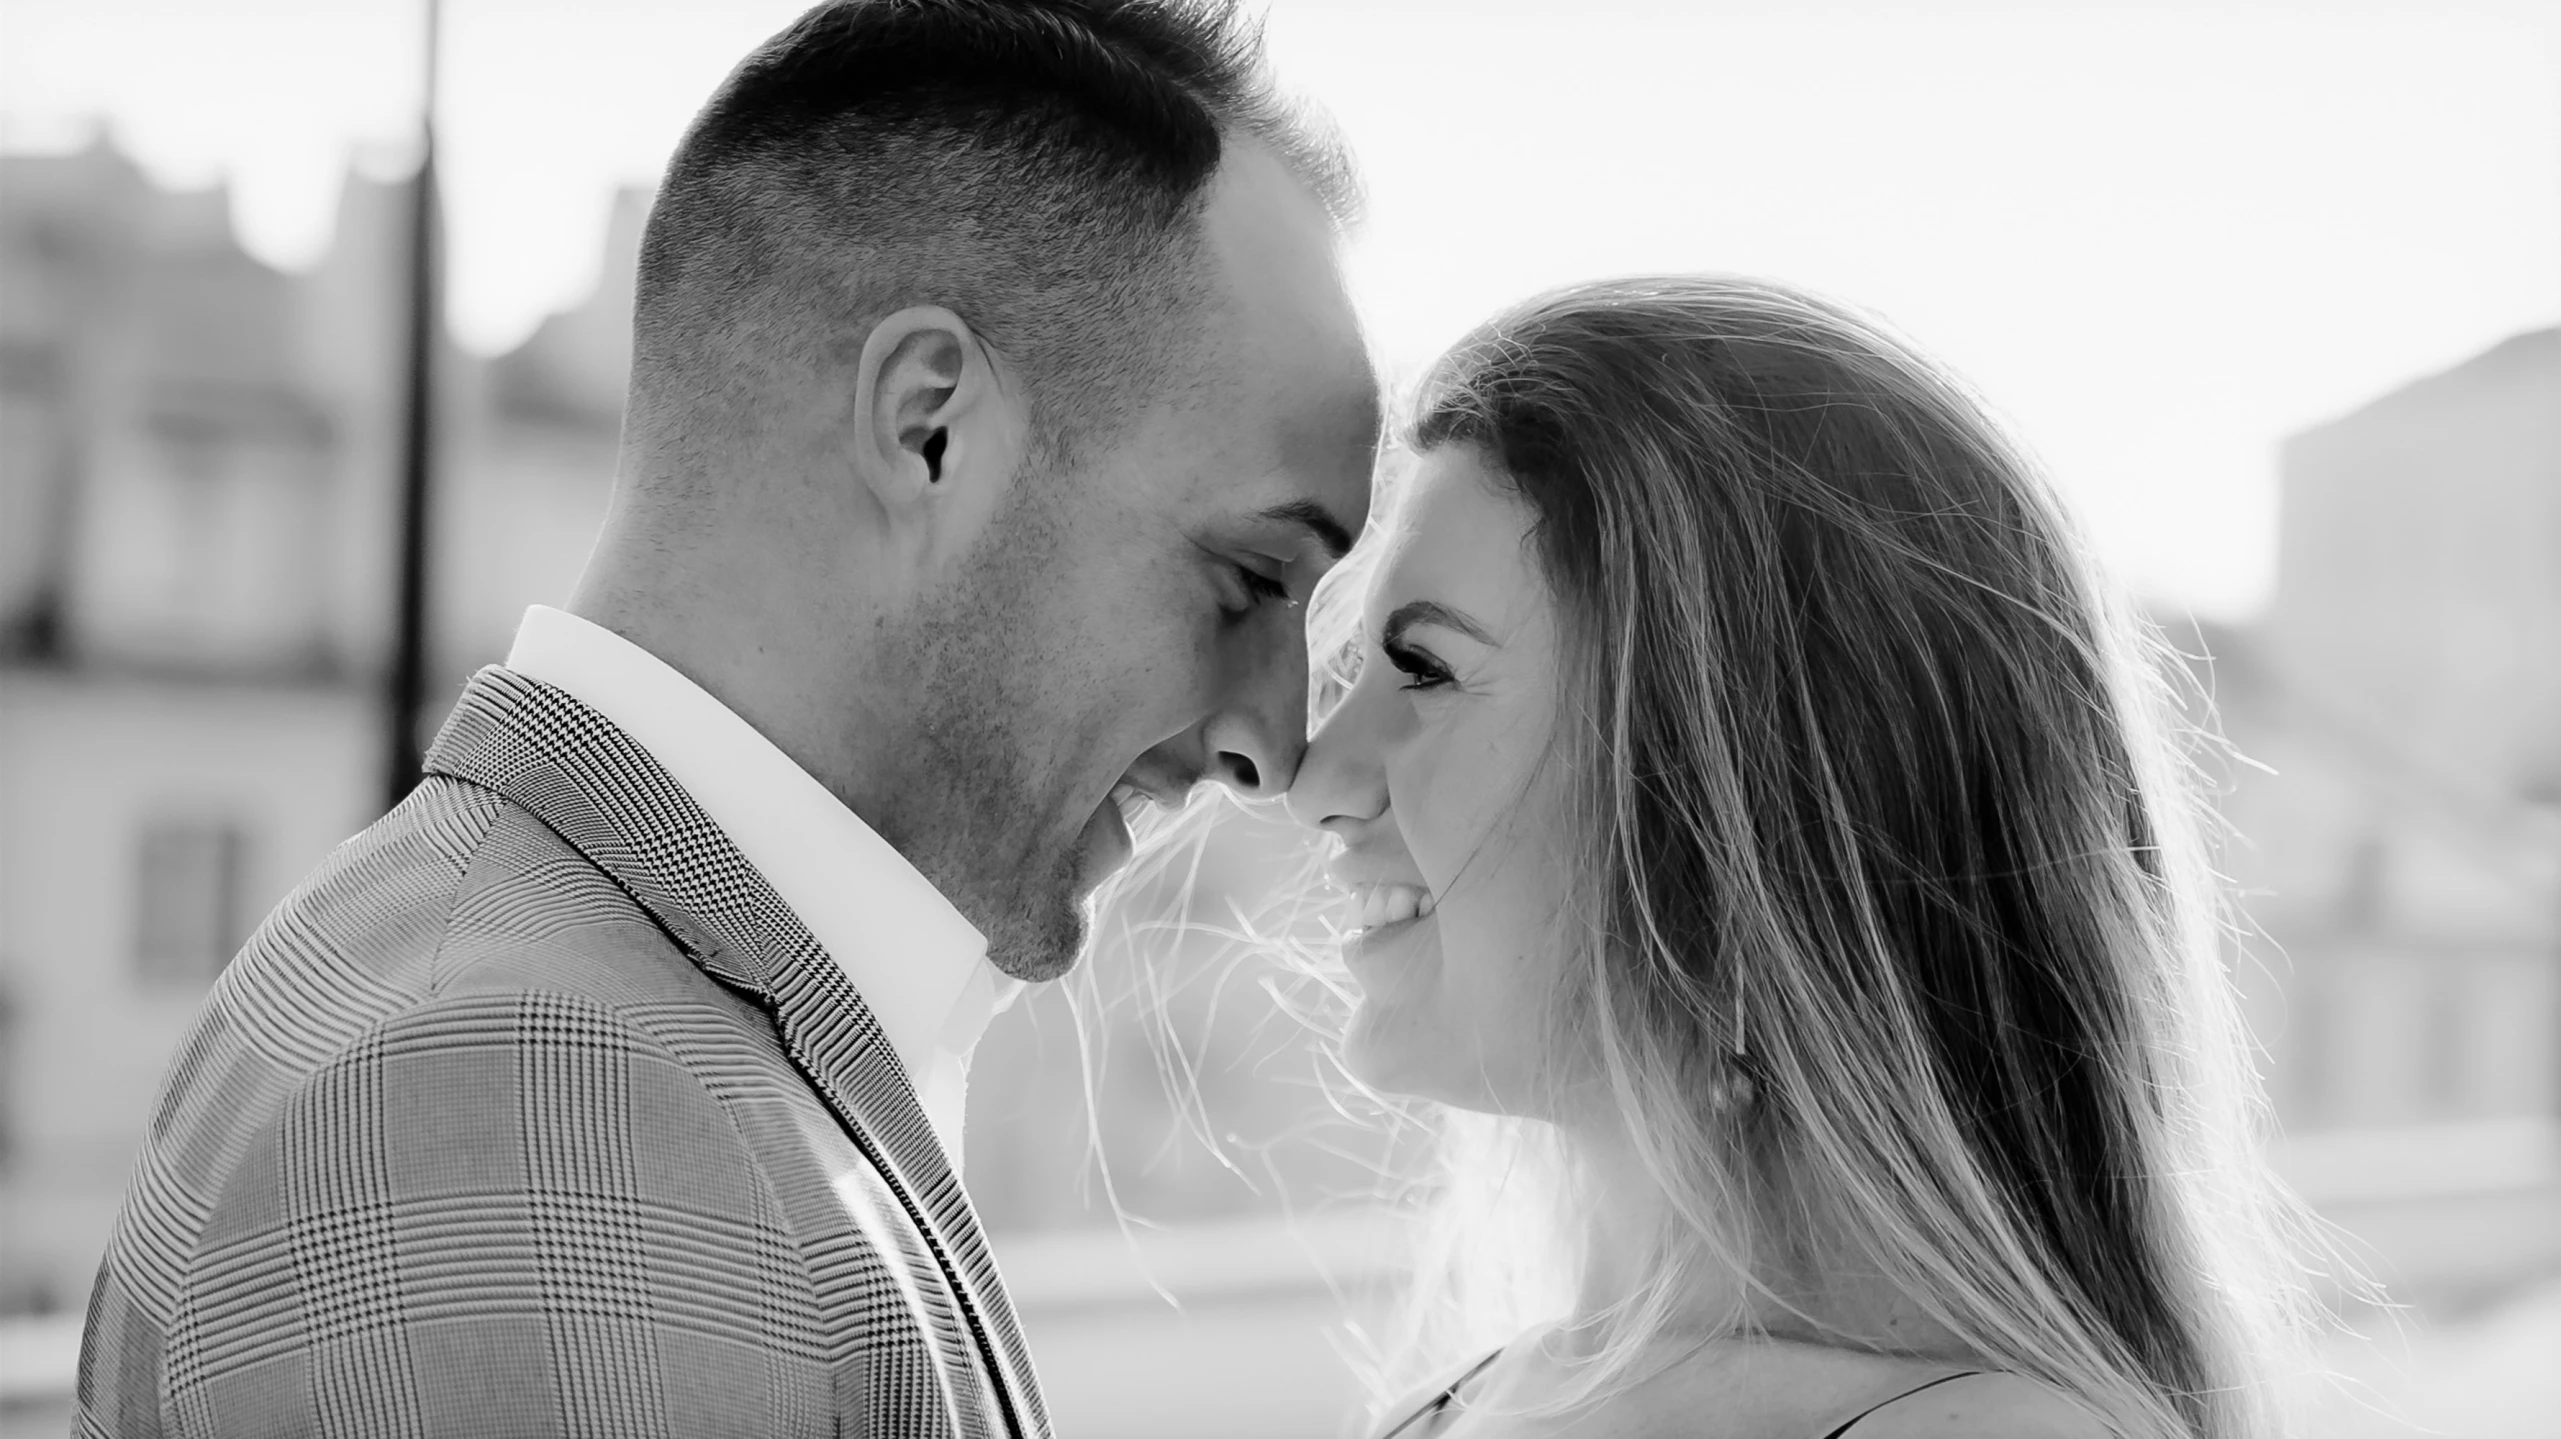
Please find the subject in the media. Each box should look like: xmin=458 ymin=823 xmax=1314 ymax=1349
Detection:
xmin=1256 ymin=499 xmax=1356 ymax=560
xmin=1385 ymin=600 xmax=1494 ymax=646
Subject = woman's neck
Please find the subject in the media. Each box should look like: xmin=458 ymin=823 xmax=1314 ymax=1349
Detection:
xmin=1559 ymin=1117 xmax=1970 ymax=1360
xmin=1561 ymin=1123 xmax=1744 ymax=1342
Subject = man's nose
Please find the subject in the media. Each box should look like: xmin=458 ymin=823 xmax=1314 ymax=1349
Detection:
xmin=1203 ymin=719 xmax=1300 ymax=799
xmin=1199 ymin=628 xmax=1309 ymax=800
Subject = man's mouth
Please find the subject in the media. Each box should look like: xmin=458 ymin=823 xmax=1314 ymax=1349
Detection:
xmin=1106 ymin=781 xmax=1149 ymax=830
xmin=1107 ymin=763 xmax=1197 ymax=829
xmin=1082 ymin=777 xmax=1170 ymax=877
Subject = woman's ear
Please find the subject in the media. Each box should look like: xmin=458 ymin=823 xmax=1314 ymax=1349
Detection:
xmin=849 ymin=305 xmax=1028 ymax=565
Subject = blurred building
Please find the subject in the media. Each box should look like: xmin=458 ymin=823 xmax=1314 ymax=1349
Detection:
xmin=2188 ymin=329 xmax=2561 ymax=1298
xmin=2208 ymin=330 xmax=2560 ymax=1124
xmin=0 ymin=138 xmax=632 ymax=1314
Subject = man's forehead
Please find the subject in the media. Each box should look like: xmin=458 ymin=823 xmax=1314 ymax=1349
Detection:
xmin=1199 ymin=389 xmax=1374 ymax=564
xmin=1273 ymin=365 xmax=1381 ymax=523
xmin=1145 ymin=350 xmax=1373 ymax=552
xmin=1202 ymin=147 xmax=1374 ymax=388
xmin=1167 ymin=140 xmax=1379 ymax=545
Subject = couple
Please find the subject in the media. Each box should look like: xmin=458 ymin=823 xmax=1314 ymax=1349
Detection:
xmin=78 ymin=2 xmax=2313 ymax=1437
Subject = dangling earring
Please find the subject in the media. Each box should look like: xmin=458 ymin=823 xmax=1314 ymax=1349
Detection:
xmin=1707 ymin=979 xmax=1757 ymax=1115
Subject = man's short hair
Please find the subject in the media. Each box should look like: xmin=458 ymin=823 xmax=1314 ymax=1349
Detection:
xmin=631 ymin=0 xmax=1356 ymax=462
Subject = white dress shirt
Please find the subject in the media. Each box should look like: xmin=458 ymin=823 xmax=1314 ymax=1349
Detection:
xmin=504 ymin=605 xmax=1019 ymax=1166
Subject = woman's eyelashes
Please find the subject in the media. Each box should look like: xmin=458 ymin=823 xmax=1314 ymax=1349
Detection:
xmin=1382 ymin=636 xmax=1456 ymax=691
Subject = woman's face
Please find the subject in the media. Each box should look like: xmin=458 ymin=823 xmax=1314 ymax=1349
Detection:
xmin=1286 ymin=445 xmax=1573 ymax=1114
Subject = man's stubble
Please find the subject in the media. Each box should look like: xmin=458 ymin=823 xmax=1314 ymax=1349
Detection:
xmin=881 ymin=480 xmax=1099 ymax=983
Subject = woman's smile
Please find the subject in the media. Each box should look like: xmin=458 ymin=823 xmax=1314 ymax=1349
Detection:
xmin=1349 ymin=880 xmax=1437 ymax=931
xmin=1345 ymin=897 xmax=1439 ymax=973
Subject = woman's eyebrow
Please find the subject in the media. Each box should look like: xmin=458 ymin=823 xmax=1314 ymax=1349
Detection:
xmin=1384 ymin=599 xmax=1495 ymax=646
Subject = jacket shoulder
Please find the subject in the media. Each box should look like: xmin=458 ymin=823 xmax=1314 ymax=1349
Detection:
xmin=198 ymin=777 xmax=741 ymax=1080
xmin=80 ymin=779 xmax=797 ymax=1436
xmin=161 ymin=985 xmax=832 ymax=1436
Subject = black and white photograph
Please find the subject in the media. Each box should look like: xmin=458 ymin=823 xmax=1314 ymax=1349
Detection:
xmin=0 ymin=0 xmax=2555 ymax=1434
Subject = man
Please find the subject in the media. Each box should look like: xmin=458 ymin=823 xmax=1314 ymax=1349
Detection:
xmin=75 ymin=1 xmax=1378 ymax=1433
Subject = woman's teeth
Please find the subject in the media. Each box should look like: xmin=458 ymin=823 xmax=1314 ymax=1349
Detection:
xmin=1353 ymin=883 xmax=1436 ymax=931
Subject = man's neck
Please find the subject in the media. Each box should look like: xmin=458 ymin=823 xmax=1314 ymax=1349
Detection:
xmin=564 ymin=571 xmax=902 ymax=837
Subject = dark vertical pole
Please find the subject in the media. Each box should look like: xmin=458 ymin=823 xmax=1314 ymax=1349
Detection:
xmin=381 ymin=0 xmax=443 ymax=812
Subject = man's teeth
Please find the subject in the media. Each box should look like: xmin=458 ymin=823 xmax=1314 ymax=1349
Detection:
xmin=1353 ymin=883 xmax=1436 ymax=930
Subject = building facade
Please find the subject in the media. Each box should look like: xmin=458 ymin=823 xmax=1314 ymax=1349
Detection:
xmin=2220 ymin=330 xmax=2561 ymax=1134
xmin=0 ymin=139 xmax=628 ymax=1312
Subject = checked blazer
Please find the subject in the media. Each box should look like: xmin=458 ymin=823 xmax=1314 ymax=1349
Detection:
xmin=76 ymin=667 xmax=1053 ymax=1439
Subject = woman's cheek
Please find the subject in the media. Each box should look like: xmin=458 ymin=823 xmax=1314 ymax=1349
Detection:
xmin=1453 ymin=911 xmax=1545 ymax=1103
xmin=1456 ymin=807 xmax=1579 ymax=1107
xmin=1347 ymin=948 xmax=1471 ymax=1103
xmin=1374 ymin=719 xmax=1560 ymax=1111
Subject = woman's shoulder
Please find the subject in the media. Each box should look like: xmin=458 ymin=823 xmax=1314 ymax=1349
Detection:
xmin=1368 ymin=1345 xmax=1508 ymax=1439
xmin=1595 ymin=1349 xmax=2110 ymax=1439
xmin=1827 ymin=1370 xmax=2111 ymax=1439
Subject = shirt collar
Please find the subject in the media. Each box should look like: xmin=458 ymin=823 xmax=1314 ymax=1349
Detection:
xmin=502 ymin=605 xmax=1020 ymax=1157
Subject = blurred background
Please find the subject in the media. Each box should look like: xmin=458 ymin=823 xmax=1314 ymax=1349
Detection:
xmin=0 ymin=0 xmax=2555 ymax=1434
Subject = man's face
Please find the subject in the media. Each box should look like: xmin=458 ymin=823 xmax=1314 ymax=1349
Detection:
xmin=893 ymin=147 xmax=1379 ymax=981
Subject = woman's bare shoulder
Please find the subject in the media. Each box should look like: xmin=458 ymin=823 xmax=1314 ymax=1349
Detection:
xmin=1590 ymin=1355 xmax=2110 ymax=1439
xmin=1846 ymin=1371 xmax=2112 ymax=1438
xmin=1364 ymin=1346 xmax=1511 ymax=1439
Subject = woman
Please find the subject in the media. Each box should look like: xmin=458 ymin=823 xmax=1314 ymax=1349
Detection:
xmin=1282 ymin=277 xmax=2321 ymax=1438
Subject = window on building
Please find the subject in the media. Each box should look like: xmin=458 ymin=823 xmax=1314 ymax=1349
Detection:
xmin=134 ymin=818 xmax=250 ymax=985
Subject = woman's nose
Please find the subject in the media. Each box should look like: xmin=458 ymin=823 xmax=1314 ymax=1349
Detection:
xmin=1284 ymin=696 xmax=1380 ymax=833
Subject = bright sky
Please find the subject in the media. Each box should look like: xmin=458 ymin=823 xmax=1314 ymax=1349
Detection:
xmin=4 ymin=0 xmax=2556 ymax=618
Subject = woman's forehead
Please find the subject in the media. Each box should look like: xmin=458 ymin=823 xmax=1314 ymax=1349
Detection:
xmin=1368 ymin=448 xmax=1544 ymax=627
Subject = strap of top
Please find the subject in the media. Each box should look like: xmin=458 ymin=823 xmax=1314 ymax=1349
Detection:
xmin=1376 ymin=1354 xmax=1985 ymax=1439
xmin=1817 ymin=1371 xmax=1987 ymax=1439
xmin=1375 ymin=1347 xmax=1505 ymax=1439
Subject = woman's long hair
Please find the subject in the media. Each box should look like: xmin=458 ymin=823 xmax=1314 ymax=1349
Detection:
xmin=1338 ymin=276 xmax=2329 ymax=1438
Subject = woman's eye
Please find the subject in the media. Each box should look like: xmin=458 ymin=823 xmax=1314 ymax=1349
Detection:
xmin=1382 ymin=639 xmax=1454 ymax=691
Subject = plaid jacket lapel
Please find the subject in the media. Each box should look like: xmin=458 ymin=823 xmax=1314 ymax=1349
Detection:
xmin=424 ymin=666 xmax=1051 ymax=1439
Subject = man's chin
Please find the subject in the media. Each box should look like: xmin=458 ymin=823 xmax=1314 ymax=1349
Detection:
xmin=982 ymin=901 xmax=1086 ymax=984
xmin=947 ymin=806 xmax=1132 ymax=985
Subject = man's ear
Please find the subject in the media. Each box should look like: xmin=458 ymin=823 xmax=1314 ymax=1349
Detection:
xmin=850 ymin=306 xmax=1023 ymax=556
